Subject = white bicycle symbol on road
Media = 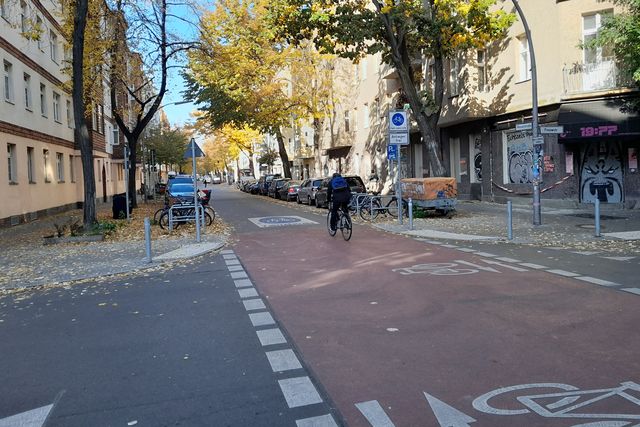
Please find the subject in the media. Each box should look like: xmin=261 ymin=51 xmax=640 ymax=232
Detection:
xmin=472 ymin=381 xmax=640 ymax=425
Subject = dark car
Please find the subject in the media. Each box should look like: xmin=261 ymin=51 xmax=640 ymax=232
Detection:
xmin=315 ymin=175 xmax=366 ymax=208
xmin=249 ymin=181 xmax=261 ymax=194
xmin=241 ymin=179 xmax=256 ymax=192
xmin=167 ymin=175 xmax=193 ymax=193
xmin=268 ymin=178 xmax=290 ymax=198
xmin=279 ymin=180 xmax=302 ymax=201
xmin=296 ymin=177 xmax=324 ymax=205
xmin=257 ymin=174 xmax=282 ymax=196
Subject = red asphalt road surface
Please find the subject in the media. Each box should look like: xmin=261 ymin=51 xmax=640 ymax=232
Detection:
xmin=234 ymin=222 xmax=640 ymax=427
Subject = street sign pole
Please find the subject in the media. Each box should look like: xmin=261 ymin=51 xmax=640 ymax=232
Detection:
xmin=397 ymin=144 xmax=403 ymax=225
xmin=512 ymin=0 xmax=542 ymax=225
xmin=191 ymin=138 xmax=201 ymax=243
xmin=389 ymin=110 xmax=409 ymax=226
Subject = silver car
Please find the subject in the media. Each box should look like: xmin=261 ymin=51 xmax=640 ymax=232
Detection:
xmin=296 ymin=178 xmax=324 ymax=205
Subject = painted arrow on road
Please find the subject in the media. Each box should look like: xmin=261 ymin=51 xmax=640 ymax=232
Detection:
xmin=0 ymin=404 xmax=53 ymax=427
xmin=424 ymin=392 xmax=476 ymax=427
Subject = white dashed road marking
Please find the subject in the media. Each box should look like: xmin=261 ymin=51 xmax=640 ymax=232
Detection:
xmin=249 ymin=312 xmax=276 ymax=327
xmin=495 ymin=257 xmax=521 ymax=263
xmin=278 ymin=377 xmax=324 ymax=408
xmin=441 ymin=244 xmax=458 ymax=248
xmin=230 ymin=271 xmax=248 ymax=279
xmin=237 ymin=288 xmax=259 ymax=299
xmin=547 ymin=269 xmax=580 ymax=277
xmin=456 ymin=247 xmax=477 ymax=253
xmin=622 ymin=288 xmax=640 ymax=296
xmin=296 ymin=414 xmax=339 ymax=427
xmin=227 ymin=264 xmax=244 ymax=272
xmin=602 ymin=256 xmax=636 ymax=262
xmin=575 ymin=276 xmax=621 ymax=287
xmin=475 ymin=252 xmax=498 ymax=258
xmin=519 ymin=262 xmax=547 ymax=269
xmin=243 ymin=298 xmax=266 ymax=311
xmin=266 ymin=349 xmax=303 ymax=372
xmin=355 ymin=400 xmax=396 ymax=427
xmin=234 ymin=279 xmax=253 ymax=288
xmin=225 ymin=259 xmax=241 ymax=266
xmin=256 ymin=328 xmax=287 ymax=346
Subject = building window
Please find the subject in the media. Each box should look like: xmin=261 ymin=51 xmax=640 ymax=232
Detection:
xmin=449 ymin=58 xmax=459 ymax=96
xmin=0 ymin=0 xmax=7 ymax=20
xmin=69 ymin=155 xmax=75 ymax=182
xmin=518 ymin=36 xmax=531 ymax=81
xmin=40 ymin=83 xmax=47 ymax=116
xmin=43 ymin=149 xmax=51 ymax=182
xmin=53 ymin=92 xmax=61 ymax=122
xmin=56 ymin=152 xmax=64 ymax=181
xmin=36 ymin=17 xmax=44 ymax=50
xmin=477 ymin=50 xmax=488 ymax=92
xmin=344 ymin=110 xmax=350 ymax=133
xmin=449 ymin=138 xmax=461 ymax=183
xmin=4 ymin=60 xmax=13 ymax=103
xmin=583 ymin=11 xmax=614 ymax=65
xmin=49 ymin=30 xmax=58 ymax=63
xmin=20 ymin=1 xmax=28 ymax=33
xmin=23 ymin=73 xmax=31 ymax=110
xmin=66 ymin=99 xmax=73 ymax=127
xmin=7 ymin=143 xmax=17 ymax=183
xmin=27 ymin=147 xmax=35 ymax=183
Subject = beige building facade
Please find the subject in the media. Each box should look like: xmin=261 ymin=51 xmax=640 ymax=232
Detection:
xmin=1 ymin=0 xmax=136 ymax=227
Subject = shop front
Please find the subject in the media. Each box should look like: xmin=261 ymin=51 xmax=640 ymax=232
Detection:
xmin=558 ymin=97 xmax=640 ymax=206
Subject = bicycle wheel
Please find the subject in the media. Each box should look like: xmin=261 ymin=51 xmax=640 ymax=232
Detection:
xmin=153 ymin=208 xmax=165 ymax=223
xmin=340 ymin=213 xmax=352 ymax=241
xmin=204 ymin=206 xmax=216 ymax=223
xmin=159 ymin=212 xmax=171 ymax=230
xmin=327 ymin=211 xmax=336 ymax=236
xmin=385 ymin=198 xmax=408 ymax=218
xmin=360 ymin=199 xmax=381 ymax=221
xmin=202 ymin=212 xmax=213 ymax=226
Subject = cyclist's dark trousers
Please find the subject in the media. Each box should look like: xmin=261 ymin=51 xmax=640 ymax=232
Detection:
xmin=330 ymin=200 xmax=349 ymax=230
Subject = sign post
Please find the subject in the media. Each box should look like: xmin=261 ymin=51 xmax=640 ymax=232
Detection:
xmin=389 ymin=111 xmax=409 ymax=225
xmin=184 ymin=138 xmax=206 ymax=243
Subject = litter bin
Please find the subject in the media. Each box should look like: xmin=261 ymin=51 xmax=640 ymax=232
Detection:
xmin=112 ymin=193 xmax=131 ymax=219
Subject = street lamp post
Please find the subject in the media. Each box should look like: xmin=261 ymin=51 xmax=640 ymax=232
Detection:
xmin=512 ymin=0 xmax=542 ymax=226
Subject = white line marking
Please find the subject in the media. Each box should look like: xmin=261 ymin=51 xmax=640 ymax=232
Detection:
xmin=243 ymin=298 xmax=266 ymax=311
xmin=220 ymin=250 xmax=234 ymax=254
xmin=355 ymin=400 xmax=395 ymax=427
xmin=547 ymin=269 xmax=580 ymax=277
xmin=622 ymin=288 xmax=640 ymax=295
xmin=0 ymin=404 xmax=53 ymax=427
xmin=456 ymin=248 xmax=477 ymax=253
xmin=296 ymin=414 xmax=338 ymax=427
xmin=234 ymin=279 xmax=253 ymax=288
xmin=266 ymin=349 xmax=303 ymax=372
xmin=278 ymin=377 xmax=323 ymax=408
xmin=475 ymin=252 xmax=498 ymax=257
xmin=602 ymin=256 xmax=636 ymax=262
xmin=575 ymin=277 xmax=621 ymax=287
xmin=495 ymin=257 xmax=521 ymax=263
xmin=416 ymin=239 xmax=442 ymax=245
xmin=570 ymin=251 xmax=601 ymax=256
xmin=238 ymin=288 xmax=258 ymax=299
xmin=227 ymin=265 xmax=244 ymax=272
xmin=441 ymin=244 xmax=459 ymax=248
xmin=230 ymin=271 xmax=248 ymax=279
xmin=424 ymin=392 xmax=477 ymax=426
xmin=519 ymin=262 xmax=547 ymax=269
xmin=225 ymin=259 xmax=241 ymax=266
xmin=455 ymin=260 xmax=500 ymax=273
xmin=222 ymin=254 xmax=237 ymax=260
xmin=256 ymin=328 xmax=287 ymax=346
xmin=480 ymin=259 xmax=529 ymax=272
xmin=249 ymin=312 xmax=276 ymax=327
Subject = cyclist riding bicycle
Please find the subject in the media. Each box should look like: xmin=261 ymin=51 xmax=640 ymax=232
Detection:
xmin=327 ymin=172 xmax=352 ymax=232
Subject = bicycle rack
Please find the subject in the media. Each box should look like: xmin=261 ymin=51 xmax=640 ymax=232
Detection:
xmin=168 ymin=203 xmax=206 ymax=230
xmin=350 ymin=193 xmax=399 ymax=220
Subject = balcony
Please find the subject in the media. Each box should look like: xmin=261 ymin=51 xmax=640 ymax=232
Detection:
xmin=563 ymin=61 xmax=633 ymax=95
xmin=295 ymin=146 xmax=315 ymax=160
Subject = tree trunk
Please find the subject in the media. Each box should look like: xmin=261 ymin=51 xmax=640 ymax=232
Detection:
xmin=72 ymin=0 xmax=96 ymax=229
xmin=275 ymin=129 xmax=292 ymax=178
xmin=127 ymin=137 xmax=138 ymax=208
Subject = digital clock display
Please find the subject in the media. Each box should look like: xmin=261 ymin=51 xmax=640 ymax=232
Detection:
xmin=580 ymin=125 xmax=618 ymax=137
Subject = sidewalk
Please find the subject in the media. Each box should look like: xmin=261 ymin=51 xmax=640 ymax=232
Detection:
xmin=0 ymin=202 xmax=229 ymax=293
xmin=374 ymin=200 xmax=640 ymax=255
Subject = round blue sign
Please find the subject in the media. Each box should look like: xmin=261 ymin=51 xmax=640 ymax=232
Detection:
xmin=392 ymin=113 xmax=405 ymax=127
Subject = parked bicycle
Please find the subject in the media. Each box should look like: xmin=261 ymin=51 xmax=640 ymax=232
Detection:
xmin=155 ymin=193 xmax=215 ymax=227
xmin=158 ymin=198 xmax=214 ymax=230
xmin=327 ymin=203 xmax=353 ymax=241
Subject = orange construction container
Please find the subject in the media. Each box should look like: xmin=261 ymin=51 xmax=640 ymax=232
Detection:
xmin=400 ymin=177 xmax=457 ymax=200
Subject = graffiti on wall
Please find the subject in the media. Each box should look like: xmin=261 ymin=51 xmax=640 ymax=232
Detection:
xmin=504 ymin=130 xmax=534 ymax=184
xmin=471 ymin=135 xmax=482 ymax=183
xmin=580 ymin=142 xmax=623 ymax=203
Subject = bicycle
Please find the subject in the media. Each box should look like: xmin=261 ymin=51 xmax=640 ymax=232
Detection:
xmin=156 ymin=195 xmax=215 ymax=227
xmin=327 ymin=203 xmax=352 ymax=241
xmin=159 ymin=202 xmax=213 ymax=230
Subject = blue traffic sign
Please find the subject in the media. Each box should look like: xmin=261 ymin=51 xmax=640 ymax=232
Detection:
xmin=392 ymin=113 xmax=405 ymax=127
xmin=387 ymin=144 xmax=398 ymax=161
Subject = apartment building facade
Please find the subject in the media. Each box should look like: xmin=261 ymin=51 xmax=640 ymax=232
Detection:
xmin=0 ymin=0 xmax=136 ymax=227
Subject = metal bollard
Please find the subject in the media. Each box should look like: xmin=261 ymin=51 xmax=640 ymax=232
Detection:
xmin=594 ymin=198 xmax=601 ymax=237
xmin=408 ymin=198 xmax=413 ymax=230
xmin=144 ymin=217 xmax=152 ymax=263
xmin=507 ymin=201 xmax=513 ymax=240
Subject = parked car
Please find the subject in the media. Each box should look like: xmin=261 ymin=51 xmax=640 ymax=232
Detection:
xmin=167 ymin=175 xmax=193 ymax=193
xmin=268 ymin=178 xmax=290 ymax=198
xmin=167 ymin=183 xmax=211 ymax=204
xmin=212 ymin=175 xmax=222 ymax=184
xmin=296 ymin=178 xmax=324 ymax=205
xmin=257 ymin=174 xmax=282 ymax=195
xmin=241 ymin=179 xmax=256 ymax=192
xmin=279 ymin=180 xmax=302 ymax=201
xmin=314 ymin=175 xmax=366 ymax=208
xmin=249 ymin=181 xmax=261 ymax=194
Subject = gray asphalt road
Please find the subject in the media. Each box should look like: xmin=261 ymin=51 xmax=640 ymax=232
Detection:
xmin=0 ymin=252 xmax=338 ymax=426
